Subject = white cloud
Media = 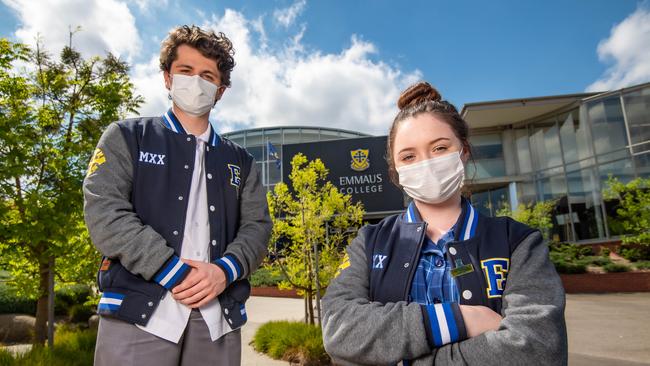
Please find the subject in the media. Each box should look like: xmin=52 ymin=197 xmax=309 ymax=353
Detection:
xmin=132 ymin=0 xmax=168 ymax=13
xmin=130 ymin=55 xmax=169 ymax=117
xmin=193 ymin=9 xmax=420 ymax=135
xmin=273 ymin=0 xmax=306 ymax=28
xmin=587 ymin=4 xmax=650 ymax=91
xmin=2 ymin=0 xmax=141 ymax=60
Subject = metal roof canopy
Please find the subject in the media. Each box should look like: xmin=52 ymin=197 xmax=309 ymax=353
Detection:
xmin=460 ymin=92 xmax=599 ymax=129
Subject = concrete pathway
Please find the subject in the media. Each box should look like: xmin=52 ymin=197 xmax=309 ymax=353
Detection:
xmin=243 ymin=293 xmax=650 ymax=365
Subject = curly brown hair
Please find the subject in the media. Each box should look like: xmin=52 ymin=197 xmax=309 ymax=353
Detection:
xmin=386 ymin=81 xmax=473 ymax=186
xmin=159 ymin=25 xmax=236 ymax=87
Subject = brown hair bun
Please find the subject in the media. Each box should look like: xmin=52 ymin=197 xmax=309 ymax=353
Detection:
xmin=397 ymin=81 xmax=442 ymax=110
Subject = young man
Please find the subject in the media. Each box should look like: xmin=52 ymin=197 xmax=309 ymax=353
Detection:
xmin=83 ymin=25 xmax=272 ymax=365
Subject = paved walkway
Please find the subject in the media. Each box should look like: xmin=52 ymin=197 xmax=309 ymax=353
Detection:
xmin=243 ymin=293 xmax=650 ymax=365
xmin=3 ymin=294 xmax=648 ymax=364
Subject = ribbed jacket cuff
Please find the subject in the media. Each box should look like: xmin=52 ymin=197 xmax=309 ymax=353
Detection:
xmin=421 ymin=302 xmax=468 ymax=348
xmin=213 ymin=254 xmax=243 ymax=286
xmin=153 ymin=255 xmax=191 ymax=290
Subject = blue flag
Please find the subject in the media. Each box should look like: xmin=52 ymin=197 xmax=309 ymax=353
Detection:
xmin=267 ymin=141 xmax=281 ymax=170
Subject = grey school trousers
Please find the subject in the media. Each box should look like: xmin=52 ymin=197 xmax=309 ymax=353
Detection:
xmin=94 ymin=309 xmax=241 ymax=366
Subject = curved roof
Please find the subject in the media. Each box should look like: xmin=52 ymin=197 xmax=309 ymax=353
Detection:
xmin=221 ymin=125 xmax=370 ymax=137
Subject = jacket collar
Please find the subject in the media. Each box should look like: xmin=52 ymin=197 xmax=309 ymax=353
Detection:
xmin=161 ymin=108 xmax=220 ymax=147
xmin=403 ymin=197 xmax=478 ymax=241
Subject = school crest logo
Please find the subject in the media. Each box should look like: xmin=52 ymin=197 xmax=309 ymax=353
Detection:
xmin=350 ymin=149 xmax=370 ymax=171
xmin=481 ymin=258 xmax=509 ymax=298
xmin=87 ymin=148 xmax=106 ymax=176
xmin=228 ymin=164 xmax=241 ymax=188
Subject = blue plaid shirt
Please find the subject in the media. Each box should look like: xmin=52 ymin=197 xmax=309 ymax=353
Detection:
xmin=409 ymin=226 xmax=460 ymax=305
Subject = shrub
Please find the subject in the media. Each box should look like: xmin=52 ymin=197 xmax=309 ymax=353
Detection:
xmin=55 ymin=285 xmax=94 ymax=317
xmin=578 ymin=256 xmax=612 ymax=267
xmin=552 ymin=259 xmax=587 ymax=274
xmin=603 ymin=263 xmax=630 ymax=273
xmin=253 ymin=321 xmax=329 ymax=366
xmin=0 ymin=326 xmax=96 ymax=365
xmin=619 ymin=243 xmax=650 ymax=262
xmin=0 ymin=282 xmax=36 ymax=315
xmin=634 ymin=261 xmax=650 ymax=270
xmin=249 ymin=267 xmax=286 ymax=288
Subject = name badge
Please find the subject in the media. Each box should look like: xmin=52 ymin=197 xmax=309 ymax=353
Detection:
xmin=451 ymin=258 xmax=474 ymax=278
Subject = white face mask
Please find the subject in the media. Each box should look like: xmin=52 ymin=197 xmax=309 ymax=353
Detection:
xmin=397 ymin=150 xmax=465 ymax=204
xmin=170 ymin=74 xmax=219 ymax=117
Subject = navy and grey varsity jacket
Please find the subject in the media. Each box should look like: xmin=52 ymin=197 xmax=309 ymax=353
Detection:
xmin=367 ymin=198 xmax=534 ymax=347
xmin=83 ymin=109 xmax=272 ymax=329
xmin=322 ymin=198 xmax=567 ymax=366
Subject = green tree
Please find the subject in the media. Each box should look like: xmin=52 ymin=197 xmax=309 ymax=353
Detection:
xmin=0 ymin=35 xmax=142 ymax=344
xmin=603 ymin=176 xmax=650 ymax=261
xmin=496 ymin=200 xmax=556 ymax=240
xmin=267 ymin=154 xmax=364 ymax=324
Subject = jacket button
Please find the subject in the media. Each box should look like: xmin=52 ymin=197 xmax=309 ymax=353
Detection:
xmin=184 ymin=164 xmax=189 ymax=169
xmin=206 ymin=146 xmax=210 ymax=152
xmin=186 ymin=137 xmax=191 ymax=142
xmin=435 ymin=259 xmax=444 ymax=267
xmin=228 ymin=318 xmax=233 ymax=324
xmin=207 ymin=173 xmax=212 ymax=179
xmin=141 ymin=313 xmax=147 ymax=319
xmin=449 ymin=247 xmax=457 ymax=255
xmin=211 ymin=240 xmax=217 ymax=246
xmin=173 ymin=230 xmax=179 ymax=236
xmin=178 ymin=196 xmax=183 ymax=201
xmin=210 ymin=205 xmax=215 ymax=212
xmin=462 ymin=290 xmax=472 ymax=300
xmin=148 ymin=302 xmax=154 ymax=307
xmin=404 ymin=262 xmax=409 ymax=268
xmin=416 ymin=226 xmax=422 ymax=232
xmin=224 ymin=308 xmax=229 ymax=315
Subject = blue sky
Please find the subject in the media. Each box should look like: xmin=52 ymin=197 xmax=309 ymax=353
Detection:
xmin=1 ymin=0 xmax=648 ymax=134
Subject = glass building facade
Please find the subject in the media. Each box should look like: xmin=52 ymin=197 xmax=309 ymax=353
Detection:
xmin=222 ymin=82 xmax=650 ymax=243
xmin=464 ymin=82 xmax=650 ymax=243
xmin=222 ymin=126 xmax=369 ymax=190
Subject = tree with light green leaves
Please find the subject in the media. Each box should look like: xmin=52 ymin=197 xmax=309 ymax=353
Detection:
xmin=0 ymin=35 xmax=142 ymax=344
xmin=603 ymin=176 xmax=650 ymax=261
xmin=267 ymin=153 xmax=364 ymax=325
xmin=496 ymin=200 xmax=556 ymax=240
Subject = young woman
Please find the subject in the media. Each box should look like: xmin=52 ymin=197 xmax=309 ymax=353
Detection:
xmin=322 ymin=82 xmax=567 ymax=365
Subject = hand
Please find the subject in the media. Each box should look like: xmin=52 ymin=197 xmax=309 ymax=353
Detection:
xmin=171 ymin=259 xmax=227 ymax=308
xmin=459 ymin=305 xmax=503 ymax=337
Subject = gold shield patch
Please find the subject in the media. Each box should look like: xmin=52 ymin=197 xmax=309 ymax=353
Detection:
xmin=350 ymin=149 xmax=370 ymax=171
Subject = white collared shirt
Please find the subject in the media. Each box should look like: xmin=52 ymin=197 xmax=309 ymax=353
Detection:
xmin=136 ymin=125 xmax=233 ymax=343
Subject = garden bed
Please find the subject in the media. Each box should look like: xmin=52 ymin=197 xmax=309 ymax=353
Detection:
xmin=561 ymin=271 xmax=650 ymax=293
xmin=251 ymin=286 xmax=300 ymax=298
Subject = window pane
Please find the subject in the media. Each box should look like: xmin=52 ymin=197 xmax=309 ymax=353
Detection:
xmin=587 ymin=95 xmax=628 ymax=156
xmin=635 ymin=151 xmax=650 ymax=179
xmin=515 ymin=128 xmax=533 ymax=174
xmin=300 ymin=129 xmax=320 ymax=143
xmin=265 ymin=130 xmax=282 ymax=145
xmin=566 ymin=168 xmax=606 ymax=240
xmin=598 ymin=158 xmax=635 ymax=184
xmin=559 ymin=108 xmax=594 ymax=163
xmin=530 ymin=119 xmax=563 ymax=169
xmin=247 ymin=145 xmax=263 ymax=161
xmin=622 ymin=87 xmax=650 ymax=154
xmin=283 ymin=129 xmax=302 ymax=144
xmin=470 ymin=134 xmax=506 ymax=178
xmin=537 ymin=174 xmax=570 ymax=242
xmin=246 ymin=131 xmax=264 ymax=146
xmin=470 ymin=190 xmax=491 ymax=217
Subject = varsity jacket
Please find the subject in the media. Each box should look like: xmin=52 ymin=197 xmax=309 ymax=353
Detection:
xmin=83 ymin=111 xmax=272 ymax=329
xmin=322 ymin=199 xmax=567 ymax=366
